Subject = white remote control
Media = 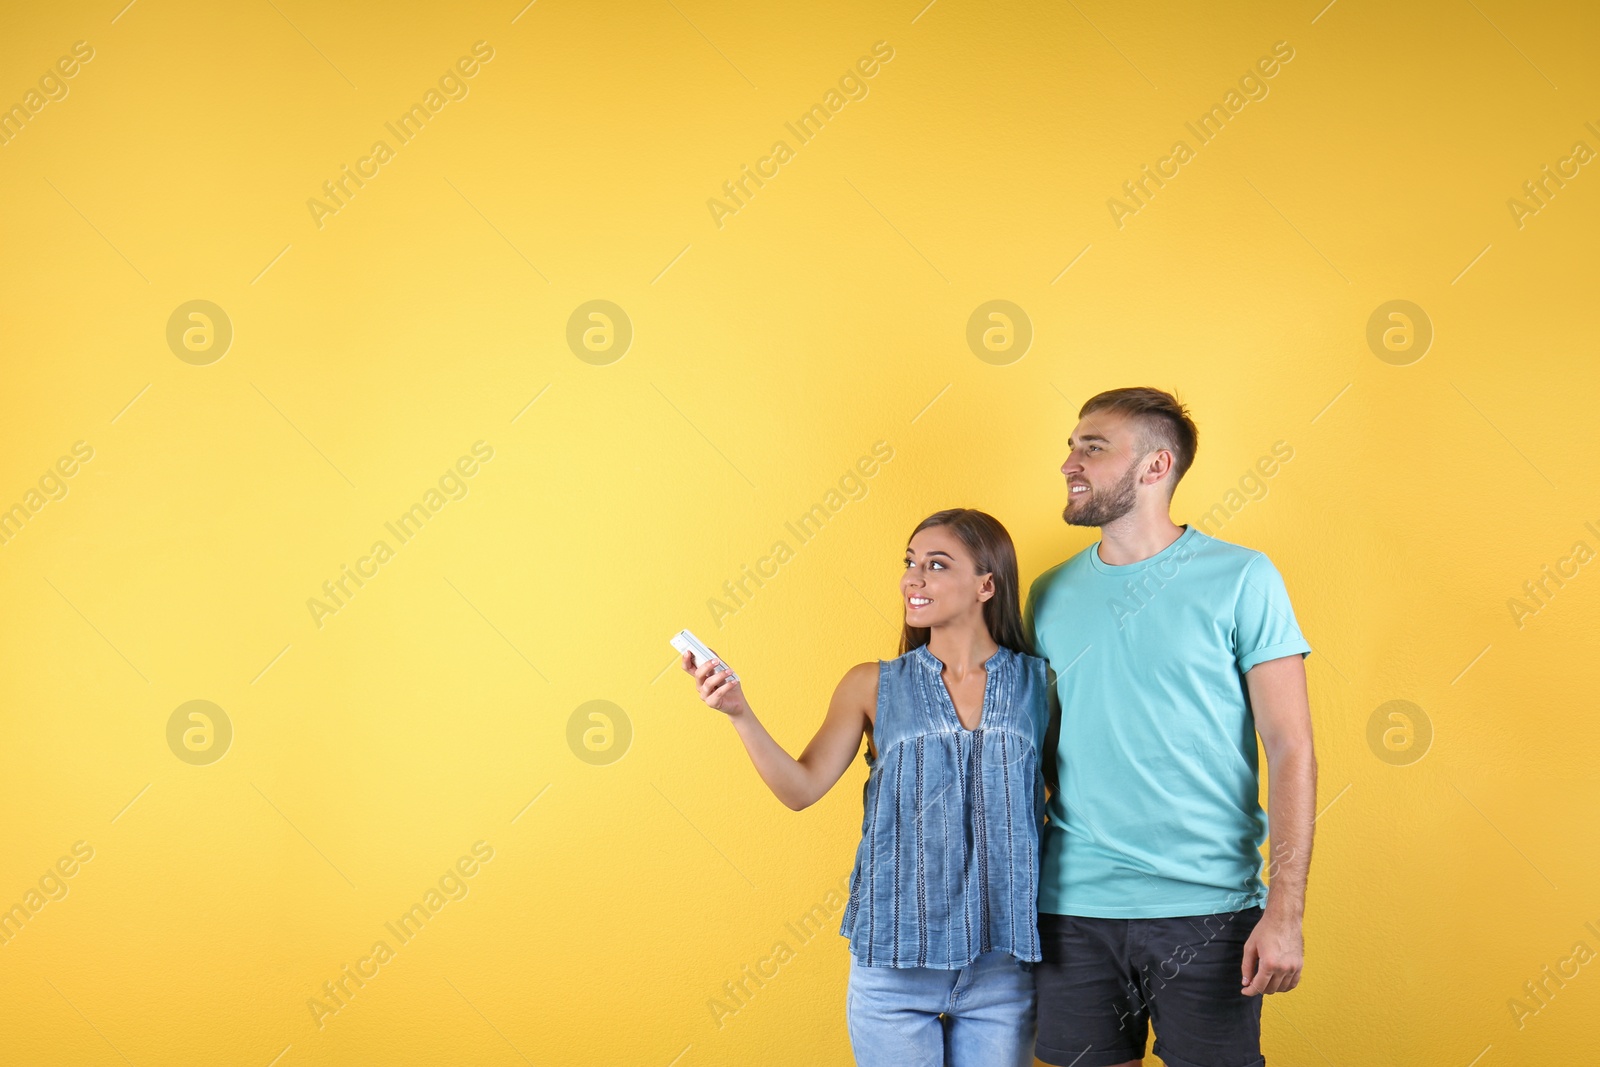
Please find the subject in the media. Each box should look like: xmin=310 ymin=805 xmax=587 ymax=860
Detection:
xmin=671 ymin=629 xmax=737 ymax=681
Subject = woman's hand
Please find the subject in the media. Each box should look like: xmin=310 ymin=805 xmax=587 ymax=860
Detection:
xmin=680 ymin=650 xmax=751 ymax=718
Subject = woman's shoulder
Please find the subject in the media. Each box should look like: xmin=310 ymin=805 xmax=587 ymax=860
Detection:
xmin=836 ymin=660 xmax=884 ymax=700
xmin=1002 ymin=645 xmax=1049 ymax=671
xmin=1006 ymin=648 xmax=1052 ymax=692
xmin=879 ymin=646 xmax=923 ymax=670
xmin=843 ymin=659 xmax=885 ymax=681
xmin=864 ymin=648 xmax=925 ymax=693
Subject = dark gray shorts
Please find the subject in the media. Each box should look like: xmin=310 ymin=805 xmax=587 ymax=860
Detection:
xmin=1034 ymin=907 xmax=1266 ymax=1067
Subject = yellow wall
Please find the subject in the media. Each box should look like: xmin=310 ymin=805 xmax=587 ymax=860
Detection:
xmin=2 ymin=1 xmax=1596 ymax=1064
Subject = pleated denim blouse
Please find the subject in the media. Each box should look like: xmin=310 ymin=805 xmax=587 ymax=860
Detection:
xmin=839 ymin=643 xmax=1050 ymax=968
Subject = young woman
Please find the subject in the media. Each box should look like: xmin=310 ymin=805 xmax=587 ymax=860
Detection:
xmin=679 ymin=508 xmax=1051 ymax=1067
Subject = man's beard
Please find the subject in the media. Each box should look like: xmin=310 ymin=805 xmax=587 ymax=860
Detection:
xmin=1062 ymin=461 xmax=1140 ymax=527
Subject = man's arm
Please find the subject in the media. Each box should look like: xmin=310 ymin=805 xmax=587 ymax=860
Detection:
xmin=1041 ymin=668 xmax=1061 ymax=797
xmin=1240 ymin=653 xmax=1316 ymax=995
xmin=1021 ymin=574 xmax=1061 ymax=797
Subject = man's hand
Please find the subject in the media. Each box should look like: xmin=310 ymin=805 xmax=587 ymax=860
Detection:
xmin=1240 ymin=909 xmax=1303 ymax=995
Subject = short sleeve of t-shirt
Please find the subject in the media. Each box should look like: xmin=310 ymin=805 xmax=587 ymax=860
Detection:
xmin=1234 ymin=553 xmax=1312 ymax=672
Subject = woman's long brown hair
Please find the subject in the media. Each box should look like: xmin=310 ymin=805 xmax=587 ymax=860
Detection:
xmin=898 ymin=508 xmax=1031 ymax=658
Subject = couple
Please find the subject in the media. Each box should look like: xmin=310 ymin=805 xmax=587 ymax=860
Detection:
xmin=679 ymin=387 xmax=1315 ymax=1067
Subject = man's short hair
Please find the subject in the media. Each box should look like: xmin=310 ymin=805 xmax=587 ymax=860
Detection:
xmin=1079 ymin=386 xmax=1199 ymax=488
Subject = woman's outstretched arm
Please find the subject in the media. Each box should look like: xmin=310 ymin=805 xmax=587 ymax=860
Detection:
xmin=680 ymin=652 xmax=876 ymax=811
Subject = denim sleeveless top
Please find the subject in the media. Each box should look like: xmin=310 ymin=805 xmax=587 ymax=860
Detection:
xmin=839 ymin=643 xmax=1050 ymax=968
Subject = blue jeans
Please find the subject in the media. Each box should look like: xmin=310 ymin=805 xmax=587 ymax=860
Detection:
xmin=846 ymin=949 xmax=1037 ymax=1067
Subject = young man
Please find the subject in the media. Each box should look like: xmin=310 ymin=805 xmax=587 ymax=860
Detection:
xmin=1023 ymin=387 xmax=1315 ymax=1067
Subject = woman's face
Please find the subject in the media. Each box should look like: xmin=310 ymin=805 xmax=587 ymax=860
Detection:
xmin=901 ymin=525 xmax=993 ymax=628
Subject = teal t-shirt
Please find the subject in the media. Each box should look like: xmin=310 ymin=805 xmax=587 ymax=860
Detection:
xmin=1024 ymin=525 xmax=1311 ymax=918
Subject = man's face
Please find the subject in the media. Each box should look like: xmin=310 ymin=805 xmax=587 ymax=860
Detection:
xmin=1061 ymin=411 xmax=1145 ymax=527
